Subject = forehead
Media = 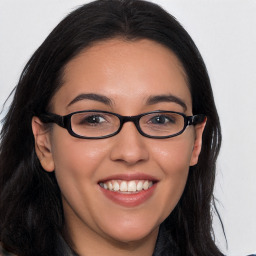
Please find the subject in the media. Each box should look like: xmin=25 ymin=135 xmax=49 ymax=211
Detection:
xmin=51 ymin=38 xmax=192 ymax=113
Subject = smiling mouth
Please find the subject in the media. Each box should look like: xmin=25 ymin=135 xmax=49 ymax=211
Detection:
xmin=99 ymin=180 xmax=154 ymax=193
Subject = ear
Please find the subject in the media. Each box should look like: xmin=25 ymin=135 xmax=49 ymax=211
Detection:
xmin=32 ymin=116 xmax=55 ymax=172
xmin=189 ymin=117 xmax=207 ymax=166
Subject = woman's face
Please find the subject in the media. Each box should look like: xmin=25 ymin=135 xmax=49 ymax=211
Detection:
xmin=33 ymin=39 xmax=205 ymax=251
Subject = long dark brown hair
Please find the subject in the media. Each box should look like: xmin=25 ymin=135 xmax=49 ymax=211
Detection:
xmin=0 ymin=0 xmax=223 ymax=255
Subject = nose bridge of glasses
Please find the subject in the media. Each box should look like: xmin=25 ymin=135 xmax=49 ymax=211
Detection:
xmin=119 ymin=115 xmax=141 ymax=132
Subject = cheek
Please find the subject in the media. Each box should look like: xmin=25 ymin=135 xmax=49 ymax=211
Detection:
xmin=150 ymin=136 xmax=194 ymax=213
xmin=50 ymin=134 xmax=113 ymax=225
xmin=151 ymin=135 xmax=194 ymax=174
xmin=50 ymin=129 xmax=110 ymax=189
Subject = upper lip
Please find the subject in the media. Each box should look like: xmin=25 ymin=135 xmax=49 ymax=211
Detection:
xmin=98 ymin=173 xmax=159 ymax=183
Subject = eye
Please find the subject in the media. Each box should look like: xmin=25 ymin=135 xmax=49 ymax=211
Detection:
xmin=78 ymin=114 xmax=107 ymax=126
xmin=83 ymin=115 xmax=106 ymax=124
xmin=71 ymin=112 xmax=118 ymax=130
xmin=71 ymin=112 xmax=110 ymax=127
xmin=149 ymin=114 xmax=175 ymax=125
xmin=71 ymin=112 xmax=119 ymax=137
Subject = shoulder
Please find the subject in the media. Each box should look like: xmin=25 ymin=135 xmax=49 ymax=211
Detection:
xmin=0 ymin=245 xmax=16 ymax=256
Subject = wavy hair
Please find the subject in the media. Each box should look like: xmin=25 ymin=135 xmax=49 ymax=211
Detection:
xmin=0 ymin=0 xmax=223 ymax=255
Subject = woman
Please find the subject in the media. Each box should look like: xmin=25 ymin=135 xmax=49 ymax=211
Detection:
xmin=0 ymin=0 xmax=223 ymax=255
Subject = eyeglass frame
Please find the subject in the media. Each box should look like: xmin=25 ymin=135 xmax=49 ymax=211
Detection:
xmin=39 ymin=110 xmax=206 ymax=139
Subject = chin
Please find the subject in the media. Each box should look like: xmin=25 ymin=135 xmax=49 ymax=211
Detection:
xmin=100 ymin=217 xmax=160 ymax=244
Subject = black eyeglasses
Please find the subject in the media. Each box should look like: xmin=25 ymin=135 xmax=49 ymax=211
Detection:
xmin=39 ymin=110 xmax=206 ymax=139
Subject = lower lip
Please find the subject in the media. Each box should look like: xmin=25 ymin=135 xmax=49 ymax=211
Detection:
xmin=99 ymin=183 xmax=157 ymax=207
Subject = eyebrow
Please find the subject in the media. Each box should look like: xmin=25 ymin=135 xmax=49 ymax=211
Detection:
xmin=67 ymin=93 xmax=112 ymax=107
xmin=146 ymin=94 xmax=187 ymax=111
xmin=67 ymin=93 xmax=187 ymax=111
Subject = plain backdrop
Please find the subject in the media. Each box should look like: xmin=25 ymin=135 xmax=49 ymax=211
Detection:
xmin=0 ymin=1 xmax=255 ymax=255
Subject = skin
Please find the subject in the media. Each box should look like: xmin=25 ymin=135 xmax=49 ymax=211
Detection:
xmin=32 ymin=38 xmax=206 ymax=256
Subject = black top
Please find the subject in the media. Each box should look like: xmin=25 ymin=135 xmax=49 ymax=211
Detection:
xmin=0 ymin=225 xmax=176 ymax=256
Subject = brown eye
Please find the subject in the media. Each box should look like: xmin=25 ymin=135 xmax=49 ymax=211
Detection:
xmin=149 ymin=115 xmax=175 ymax=125
xmin=80 ymin=115 xmax=106 ymax=125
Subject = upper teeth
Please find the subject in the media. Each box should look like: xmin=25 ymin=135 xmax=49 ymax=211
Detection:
xmin=100 ymin=180 xmax=153 ymax=193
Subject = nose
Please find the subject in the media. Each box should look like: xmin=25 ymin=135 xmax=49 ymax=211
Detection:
xmin=110 ymin=122 xmax=149 ymax=165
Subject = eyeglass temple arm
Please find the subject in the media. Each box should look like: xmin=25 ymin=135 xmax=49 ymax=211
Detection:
xmin=188 ymin=114 xmax=206 ymax=126
xmin=39 ymin=113 xmax=65 ymax=127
